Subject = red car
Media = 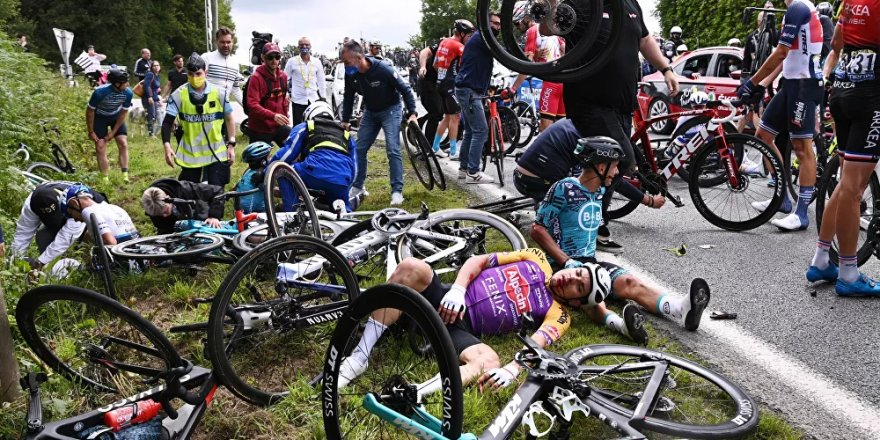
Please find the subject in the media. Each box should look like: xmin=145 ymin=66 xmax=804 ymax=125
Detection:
xmin=637 ymin=47 xmax=744 ymax=134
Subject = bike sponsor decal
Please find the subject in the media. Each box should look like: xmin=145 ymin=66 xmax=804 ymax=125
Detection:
xmin=568 ymin=346 xmax=593 ymax=364
xmin=393 ymin=417 xmax=435 ymax=439
xmin=732 ymin=399 xmax=754 ymax=425
xmin=488 ymin=394 xmax=523 ymax=436
xmin=305 ymin=309 xmax=345 ymax=325
xmin=323 ymin=345 xmax=339 ymax=416
xmin=442 ymin=376 xmax=453 ymax=432
xmin=97 ymin=375 xmax=191 ymax=412
xmin=662 ymin=126 xmax=707 ymax=180
xmin=503 ymin=266 xmax=532 ymax=314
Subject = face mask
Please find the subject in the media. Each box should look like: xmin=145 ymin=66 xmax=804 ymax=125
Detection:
xmin=491 ymin=27 xmax=501 ymax=37
xmin=188 ymin=75 xmax=206 ymax=88
xmin=299 ymin=47 xmax=311 ymax=55
xmin=345 ymin=65 xmax=358 ymax=75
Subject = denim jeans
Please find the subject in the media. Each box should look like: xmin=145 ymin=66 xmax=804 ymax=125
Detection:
xmin=142 ymin=96 xmax=157 ymax=135
xmin=353 ymin=104 xmax=404 ymax=193
xmin=455 ymin=87 xmax=488 ymax=174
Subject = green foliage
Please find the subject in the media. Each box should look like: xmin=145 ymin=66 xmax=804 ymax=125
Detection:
xmin=655 ymin=0 xmax=759 ymax=47
xmin=411 ymin=0 xmax=478 ymax=48
xmin=9 ymin=0 xmax=235 ymax=70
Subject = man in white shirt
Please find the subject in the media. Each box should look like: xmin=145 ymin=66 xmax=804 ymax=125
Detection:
xmin=202 ymin=26 xmax=244 ymax=105
xmin=284 ymin=36 xmax=327 ymax=125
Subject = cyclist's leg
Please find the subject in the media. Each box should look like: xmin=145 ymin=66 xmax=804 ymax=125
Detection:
xmin=445 ymin=88 xmax=462 ymax=155
xmin=114 ymin=125 xmax=129 ymax=177
xmin=297 ymin=168 xmax=351 ymax=211
xmin=814 ymin=96 xmax=853 ymax=270
xmin=352 ymin=109 xmax=381 ymax=191
xmin=420 ymin=81 xmax=443 ymax=142
xmin=93 ymin=114 xmax=111 ymax=174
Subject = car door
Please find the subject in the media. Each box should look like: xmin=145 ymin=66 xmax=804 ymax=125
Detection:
xmin=708 ymin=53 xmax=743 ymax=99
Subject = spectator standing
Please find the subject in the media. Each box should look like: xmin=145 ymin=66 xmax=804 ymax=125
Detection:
xmin=83 ymin=45 xmax=107 ymax=86
xmin=284 ymin=36 xmax=327 ymax=126
xmin=163 ymin=54 xmax=189 ymax=97
xmin=454 ymin=12 xmax=502 ymax=184
xmin=203 ymin=26 xmax=245 ymax=105
xmin=432 ymin=19 xmax=475 ymax=159
xmin=161 ymin=53 xmax=236 ymax=187
xmin=142 ymin=61 xmax=162 ymax=137
xmin=340 ymin=41 xmax=418 ymax=206
xmin=17 ymin=34 xmax=29 ymax=51
xmin=86 ymin=69 xmax=133 ymax=182
xmin=133 ymin=48 xmax=151 ymax=82
xmin=246 ymin=42 xmax=292 ymax=147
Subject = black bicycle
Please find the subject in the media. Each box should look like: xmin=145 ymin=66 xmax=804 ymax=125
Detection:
xmin=322 ymin=283 xmax=760 ymax=439
xmin=16 ymin=285 xmax=226 ymax=439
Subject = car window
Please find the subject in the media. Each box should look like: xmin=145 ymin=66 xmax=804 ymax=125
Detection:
xmin=673 ymin=54 xmax=711 ymax=78
xmin=715 ymin=54 xmax=742 ymax=78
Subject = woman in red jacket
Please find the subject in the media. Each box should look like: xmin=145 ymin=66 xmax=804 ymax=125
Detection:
xmin=246 ymin=42 xmax=291 ymax=147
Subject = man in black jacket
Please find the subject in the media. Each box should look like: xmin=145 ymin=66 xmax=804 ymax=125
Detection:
xmin=141 ymin=178 xmax=225 ymax=234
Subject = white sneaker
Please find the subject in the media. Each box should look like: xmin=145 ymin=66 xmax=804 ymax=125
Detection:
xmin=390 ymin=192 xmax=404 ymax=206
xmin=750 ymin=199 xmax=772 ymax=212
xmin=466 ymin=171 xmax=495 ymax=184
xmin=449 ymin=153 xmax=460 ymax=161
xmin=349 ymin=186 xmax=368 ymax=200
xmin=337 ymin=356 xmax=368 ymax=389
xmin=433 ymin=148 xmax=448 ymax=158
xmin=739 ymin=157 xmax=764 ymax=176
xmin=770 ymin=213 xmax=808 ymax=231
xmin=458 ymin=169 xmax=467 ymax=180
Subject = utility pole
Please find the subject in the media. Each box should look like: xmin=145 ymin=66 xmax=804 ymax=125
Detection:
xmin=205 ymin=0 xmax=214 ymax=51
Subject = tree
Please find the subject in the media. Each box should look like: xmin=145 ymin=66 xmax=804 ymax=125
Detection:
xmin=655 ymin=0 xmax=757 ymax=48
xmin=412 ymin=0 xmax=477 ymax=48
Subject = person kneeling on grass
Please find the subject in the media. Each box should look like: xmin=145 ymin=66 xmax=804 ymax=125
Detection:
xmin=141 ymin=178 xmax=225 ymax=234
xmin=530 ymin=136 xmax=711 ymax=345
xmin=336 ymin=248 xmax=612 ymax=395
xmin=63 ymin=183 xmax=139 ymax=246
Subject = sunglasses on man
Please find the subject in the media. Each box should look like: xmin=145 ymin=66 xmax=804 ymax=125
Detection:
xmin=265 ymin=53 xmax=281 ymax=61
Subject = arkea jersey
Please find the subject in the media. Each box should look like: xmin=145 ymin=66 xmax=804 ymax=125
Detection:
xmin=466 ymin=248 xmax=571 ymax=345
xmin=778 ymin=0 xmax=825 ymax=79
xmin=834 ymin=0 xmax=880 ymax=84
xmin=535 ymin=177 xmax=604 ymax=263
xmin=524 ymin=25 xmax=563 ymax=62
xmin=434 ymin=38 xmax=465 ymax=84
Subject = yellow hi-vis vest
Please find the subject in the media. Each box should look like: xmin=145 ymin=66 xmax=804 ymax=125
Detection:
xmin=176 ymin=87 xmax=226 ymax=168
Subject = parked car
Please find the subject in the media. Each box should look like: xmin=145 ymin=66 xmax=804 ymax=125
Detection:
xmin=637 ymin=46 xmax=744 ymax=134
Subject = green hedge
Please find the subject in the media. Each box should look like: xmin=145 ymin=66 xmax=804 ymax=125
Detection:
xmin=655 ymin=0 xmax=761 ymax=47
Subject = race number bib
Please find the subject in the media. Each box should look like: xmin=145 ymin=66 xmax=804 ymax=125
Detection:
xmin=840 ymin=49 xmax=877 ymax=83
xmin=436 ymin=67 xmax=449 ymax=81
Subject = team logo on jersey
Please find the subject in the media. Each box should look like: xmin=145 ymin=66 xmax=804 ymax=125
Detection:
xmin=502 ymin=266 xmax=532 ymax=314
xmin=577 ymin=200 xmax=602 ymax=232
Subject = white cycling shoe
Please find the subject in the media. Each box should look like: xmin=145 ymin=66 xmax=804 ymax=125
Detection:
xmin=771 ymin=213 xmax=808 ymax=231
xmin=336 ymin=356 xmax=368 ymax=389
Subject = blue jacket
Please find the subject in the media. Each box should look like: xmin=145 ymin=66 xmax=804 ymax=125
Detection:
xmin=271 ymin=122 xmax=358 ymax=186
xmin=455 ymin=31 xmax=494 ymax=94
xmin=342 ymin=56 xmax=416 ymax=120
xmin=143 ymin=71 xmax=161 ymax=99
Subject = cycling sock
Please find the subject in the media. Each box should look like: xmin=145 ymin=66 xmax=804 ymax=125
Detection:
xmin=432 ymin=134 xmax=443 ymax=152
xmin=603 ymin=312 xmax=628 ymax=337
xmin=795 ymin=186 xmax=814 ymax=221
xmin=417 ymin=373 xmax=443 ymax=400
xmin=449 ymin=139 xmax=458 ymax=156
xmin=656 ymin=294 xmax=686 ymax=322
xmin=350 ymin=318 xmax=387 ymax=366
xmin=121 ymin=167 xmax=129 ymax=173
xmin=839 ymin=255 xmax=859 ymax=283
xmin=811 ymin=239 xmax=831 ymax=270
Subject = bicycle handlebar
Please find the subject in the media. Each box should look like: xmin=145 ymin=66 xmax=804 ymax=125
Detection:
xmin=165 ymin=198 xmax=197 ymax=208
xmin=213 ymin=187 xmax=262 ymax=202
xmin=708 ymin=99 xmax=743 ymax=125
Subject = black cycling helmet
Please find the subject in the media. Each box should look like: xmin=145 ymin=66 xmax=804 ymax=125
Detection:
xmin=454 ymin=19 xmax=475 ymax=35
xmin=242 ymin=141 xmax=272 ymax=165
xmin=816 ymin=2 xmax=833 ymax=17
xmin=186 ymin=52 xmax=206 ymax=72
xmin=574 ymin=136 xmax=623 ymax=167
xmin=107 ymin=68 xmax=128 ymax=84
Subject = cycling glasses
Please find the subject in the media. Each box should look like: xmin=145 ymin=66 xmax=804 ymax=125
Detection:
xmin=265 ymin=54 xmax=281 ymax=61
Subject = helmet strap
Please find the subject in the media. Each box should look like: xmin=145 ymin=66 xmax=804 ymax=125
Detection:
xmin=589 ymin=163 xmax=610 ymax=188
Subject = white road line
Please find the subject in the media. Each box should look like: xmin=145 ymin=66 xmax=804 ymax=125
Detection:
xmin=601 ymin=251 xmax=880 ymax=437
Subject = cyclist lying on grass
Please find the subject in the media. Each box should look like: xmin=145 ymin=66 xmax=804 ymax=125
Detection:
xmin=530 ymin=137 xmax=711 ymax=345
xmin=337 ymin=247 xmax=612 ymax=395
xmin=141 ymin=178 xmax=226 ymax=234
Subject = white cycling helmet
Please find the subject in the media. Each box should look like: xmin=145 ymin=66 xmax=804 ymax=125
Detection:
xmin=513 ymin=1 xmax=529 ymax=22
xmin=676 ymin=44 xmax=689 ymax=54
xmin=303 ymin=101 xmax=334 ymax=121
xmin=727 ymin=38 xmax=742 ymax=47
xmin=689 ymin=91 xmax=710 ymax=107
xmin=670 ymin=26 xmax=683 ymax=36
xmin=582 ymin=262 xmax=611 ymax=307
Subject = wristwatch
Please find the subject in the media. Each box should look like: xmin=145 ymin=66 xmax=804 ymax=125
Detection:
xmin=226 ymin=138 xmax=237 ymax=147
xmin=660 ymin=66 xmax=672 ymax=74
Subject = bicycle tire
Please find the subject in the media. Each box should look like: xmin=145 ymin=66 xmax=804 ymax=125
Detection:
xmin=89 ymin=212 xmax=117 ymax=300
xmin=689 ymin=133 xmax=784 ymax=231
xmin=567 ymin=344 xmax=759 ymax=439
xmin=26 ymin=162 xmax=67 ymax=180
xmin=498 ymin=105 xmax=520 ymax=151
xmin=607 ymin=145 xmax=648 ymax=220
xmin=206 ymin=234 xmax=359 ymax=406
xmin=815 ymin=155 xmax=879 ymax=267
xmin=110 ymin=232 xmax=224 ymax=260
xmin=490 ymin=118 xmax=506 ymax=186
xmin=15 ymin=285 xmax=183 ymax=393
xmin=264 ymin=161 xmax=321 ymax=239
xmin=231 ymin=224 xmax=270 ymax=254
xmin=669 ymin=117 xmax=739 ymax=184
xmin=403 ymin=121 xmax=435 ymax=190
xmin=512 ymin=101 xmax=537 ymax=149
xmin=322 ymin=283 xmax=463 ymax=439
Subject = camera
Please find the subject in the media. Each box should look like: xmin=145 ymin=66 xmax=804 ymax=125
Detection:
xmin=250 ymin=31 xmax=273 ymax=65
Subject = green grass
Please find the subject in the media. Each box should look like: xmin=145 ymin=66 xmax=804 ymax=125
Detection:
xmin=0 ymin=112 xmax=803 ymax=438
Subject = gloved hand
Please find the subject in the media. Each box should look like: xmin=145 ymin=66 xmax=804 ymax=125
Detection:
xmin=478 ymin=366 xmax=518 ymax=392
xmin=736 ymin=81 xmax=765 ymax=104
xmin=438 ymin=284 xmax=467 ymax=324
xmin=564 ymin=258 xmax=584 ymax=269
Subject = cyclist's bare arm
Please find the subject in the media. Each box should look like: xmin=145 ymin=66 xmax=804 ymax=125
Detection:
xmin=85 ymin=107 xmax=96 ymax=140
xmin=418 ymin=47 xmax=432 ymax=77
xmin=750 ymin=44 xmax=790 ymax=85
xmin=529 ymin=223 xmax=570 ymax=265
xmin=639 ymin=35 xmax=679 ymax=96
xmin=452 ymin=254 xmax=492 ymax=288
xmin=101 ymin=231 xmax=117 ymax=246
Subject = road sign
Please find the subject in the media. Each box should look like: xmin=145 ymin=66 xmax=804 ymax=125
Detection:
xmin=53 ymin=28 xmax=74 ymax=79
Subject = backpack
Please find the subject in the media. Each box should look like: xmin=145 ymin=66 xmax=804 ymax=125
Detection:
xmin=242 ymin=71 xmax=288 ymax=116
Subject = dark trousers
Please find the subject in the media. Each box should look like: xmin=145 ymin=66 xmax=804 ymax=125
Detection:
xmin=179 ymin=161 xmax=231 ymax=188
xmin=419 ymin=81 xmax=443 ymax=142
xmin=249 ymin=125 xmax=293 ymax=148
xmin=291 ymin=102 xmax=311 ymax=126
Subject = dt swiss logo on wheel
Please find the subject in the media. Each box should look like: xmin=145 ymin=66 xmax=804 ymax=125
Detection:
xmin=503 ymin=266 xmax=532 ymax=314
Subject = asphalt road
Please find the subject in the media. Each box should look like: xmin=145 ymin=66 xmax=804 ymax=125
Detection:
xmin=430 ymin=136 xmax=880 ymax=439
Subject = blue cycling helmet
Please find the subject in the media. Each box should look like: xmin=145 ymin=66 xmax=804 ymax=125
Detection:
xmin=242 ymin=141 xmax=272 ymax=166
xmin=62 ymin=183 xmax=93 ymax=218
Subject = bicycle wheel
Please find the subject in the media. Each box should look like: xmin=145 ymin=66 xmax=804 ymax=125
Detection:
xmin=403 ymin=120 xmax=435 ymax=190
xmin=323 ymin=283 xmax=463 ymax=439
xmin=206 ymin=234 xmax=359 ymax=406
xmin=231 ymin=224 xmax=271 ymax=254
xmin=89 ymin=213 xmax=116 ymax=300
xmin=110 ymin=233 xmax=223 ymax=260
xmin=26 ymin=162 xmax=68 ymax=181
xmin=490 ymin=118 xmax=506 ymax=186
xmin=689 ymin=134 xmax=784 ymax=231
xmin=568 ymin=344 xmax=758 ymax=439
xmin=498 ymin=105 xmax=520 ymax=151
xmin=264 ymin=161 xmax=321 ymax=239
xmin=815 ymin=155 xmax=879 ymax=267
xmin=396 ymin=209 xmax=527 ymax=282
xmin=15 ymin=285 xmax=183 ymax=393
xmin=512 ymin=101 xmax=537 ymax=148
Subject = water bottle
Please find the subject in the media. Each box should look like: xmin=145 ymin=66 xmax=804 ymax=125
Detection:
xmin=104 ymin=399 xmax=161 ymax=431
